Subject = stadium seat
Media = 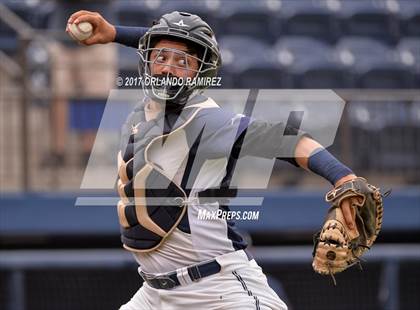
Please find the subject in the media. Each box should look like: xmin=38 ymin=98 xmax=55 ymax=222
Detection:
xmin=397 ymin=38 xmax=420 ymax=63
xmin=32 ymin=1 xmax=54 ymax=30
xmin=399 ymin=0 xmax=420 ymax=37
xmin=335 ymin=37 xmax=392 ymax=66
xmin=218 ymin=35 xmax=277 ymax=88
xmin=347 ymin=101 xmax=420 ymax=172
xmin=359 ymin=66 xmax=415 ymax=89
xmin=273 ymin=36 xmax=352 ymax=88
xmin=279 ymin=0 xmax=341 ymax=43
xmin=219 ymin=3 xmax=280 ymax=44
xmin=115 ymin=1 xmax=162 ymax=28
xmin=348 ymin=101 xmax=409 ymax=129
xmin=339 ymin=0 xmax=400 ymax=44
xmin=219 ymin=35 xmax=272 ymax=68
xmin=236 ymin=62 xmax=284 ymax=89
xmin=396 ymin=38 xmax=420 ymax=85
xmin=335 ymin=37 xmax=416 ymax=88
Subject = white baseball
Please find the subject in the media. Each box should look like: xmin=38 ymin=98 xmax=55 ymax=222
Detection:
xmin=68 ymin=22 xmax=93 ymax=41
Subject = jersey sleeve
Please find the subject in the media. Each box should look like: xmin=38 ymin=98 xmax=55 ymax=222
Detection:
xmin=114 ymin=26 xmax=149 ymax=48
xmin=187 ymin=110 xmax=306 ymax=164
xmin=234 ymin=120 xmax=307 ymax=166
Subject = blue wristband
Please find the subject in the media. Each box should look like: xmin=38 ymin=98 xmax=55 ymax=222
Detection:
xmin=308 ymin=148 xmax=353 ymax=185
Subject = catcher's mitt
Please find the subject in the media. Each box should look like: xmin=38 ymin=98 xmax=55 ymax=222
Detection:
xmin=312 ymin=177 xmax=389 ymax=284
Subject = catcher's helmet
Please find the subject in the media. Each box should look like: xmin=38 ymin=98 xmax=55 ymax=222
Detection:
xmin=138 ymin=11 xmax=221 ymax=104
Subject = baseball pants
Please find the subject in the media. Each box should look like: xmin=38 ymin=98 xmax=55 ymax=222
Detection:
xmin=119 ymin=250 xmax=287 ymax=310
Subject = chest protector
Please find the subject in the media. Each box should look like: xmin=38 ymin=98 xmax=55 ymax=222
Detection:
xmin=117 ymin=97 xmax=219 ymax=252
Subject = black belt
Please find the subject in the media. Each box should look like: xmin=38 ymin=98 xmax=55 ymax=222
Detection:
xmin=197 ymin=188 xmax=238 ymax=204
xmin=139 ymin=250 xmax=253 ymax=290
xmin=139 ymin=260 xmax=222 ymax=290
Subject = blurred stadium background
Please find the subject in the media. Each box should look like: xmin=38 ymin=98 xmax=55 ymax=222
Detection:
xmin=0 ymin=0 xmax=419 ymax=309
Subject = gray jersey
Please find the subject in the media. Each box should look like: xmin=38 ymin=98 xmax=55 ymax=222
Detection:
xmin=119 ymin=95 xmax=304 ymax=273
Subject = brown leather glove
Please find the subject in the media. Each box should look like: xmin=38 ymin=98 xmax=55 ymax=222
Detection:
xmin=312 ymin=177 xmax=388 ymax=284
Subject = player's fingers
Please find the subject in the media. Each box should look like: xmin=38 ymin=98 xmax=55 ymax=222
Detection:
xmin=82 ymin=34 xmax=100 ymax=46
xmin=353 ymin=196 xmax=364 ymax=206
xmin=341 ymin=199 xmax=355 ymax=230
xmin=72 ymin=14 xmax=100 ymax=28
xmin=68 ymin=10 xmax=96 ymax=24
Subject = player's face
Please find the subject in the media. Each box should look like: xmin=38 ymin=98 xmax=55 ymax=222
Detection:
xmin=149 ymin=39 xmax=199 ymax=79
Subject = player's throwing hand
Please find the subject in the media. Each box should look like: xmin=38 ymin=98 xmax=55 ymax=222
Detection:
xmin=66 ymin=10 xmax=116 ymax=45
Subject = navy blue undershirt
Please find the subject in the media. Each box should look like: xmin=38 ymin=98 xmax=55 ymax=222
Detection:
xmin=114 ymin=26 xmax=149 ymax=48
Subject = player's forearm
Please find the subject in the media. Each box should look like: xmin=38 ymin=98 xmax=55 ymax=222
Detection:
xmin=294 ymin=136 xmax=323 ymax=168
xmin=295 ymin=136 xmax=355 ymax=185
xmin=114 ymin=26 xmax=149 ymax=48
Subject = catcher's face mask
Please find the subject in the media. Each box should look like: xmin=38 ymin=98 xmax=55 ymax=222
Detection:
xmin=138 ymin=37 xmax=216 ymax=104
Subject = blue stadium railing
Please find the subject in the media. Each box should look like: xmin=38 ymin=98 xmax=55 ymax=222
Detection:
xmin=1 ymin=189 xmax=419 ymax=239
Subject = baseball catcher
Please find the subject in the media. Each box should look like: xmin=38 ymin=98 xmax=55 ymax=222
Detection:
xmin=67 ymin=9 xmax=384 ymax=310
xmin=312 ymin=177 xmax=388 ymax=284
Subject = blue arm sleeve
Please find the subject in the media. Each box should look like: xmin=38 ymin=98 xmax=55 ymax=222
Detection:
xmin=308 ymin=148 xmax=354 ymax=185
xmin=114 ymin=26 xmax=149 ymax=48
